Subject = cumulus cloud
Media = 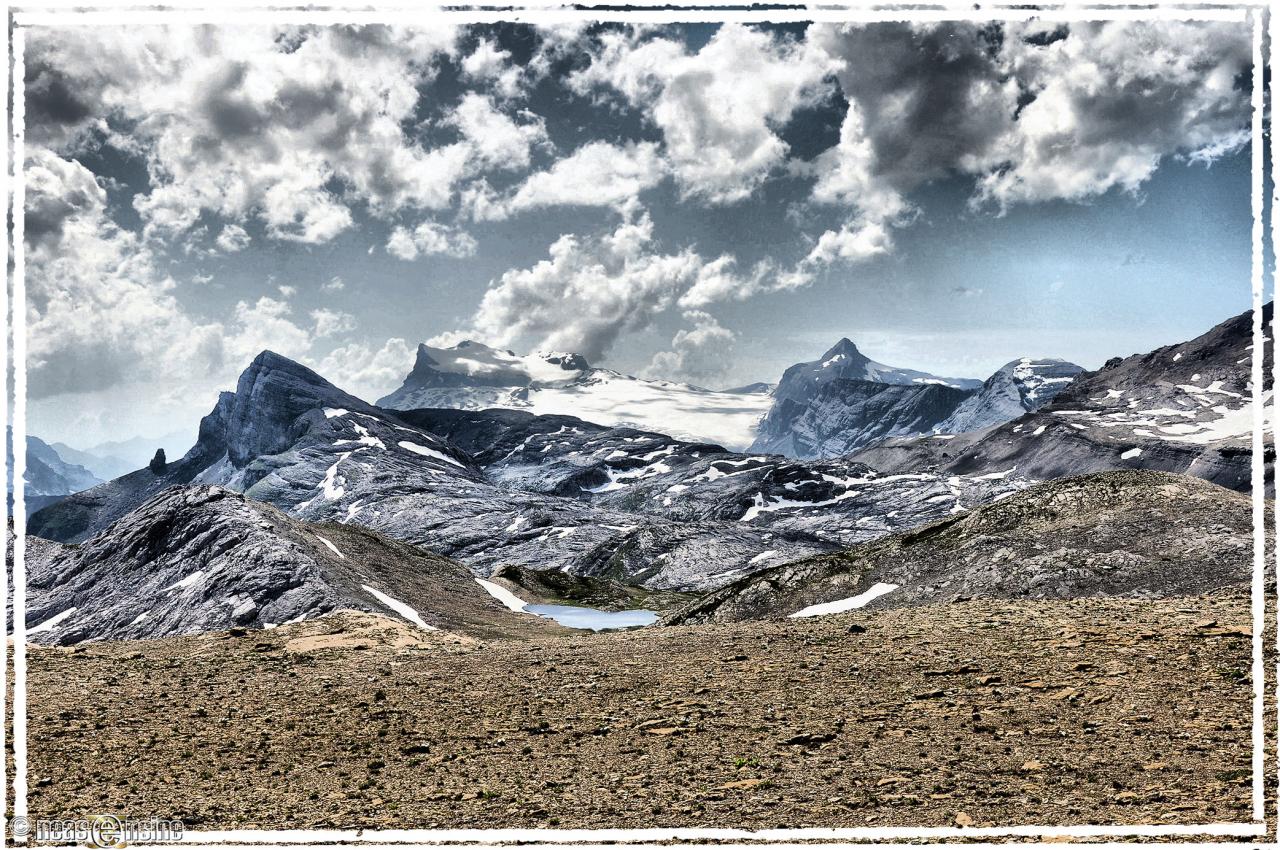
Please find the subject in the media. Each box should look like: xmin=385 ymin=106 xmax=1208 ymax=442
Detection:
xmin=24 ymin=25 xmax=553 ymax=247
xmin=447 ymin=213 xmax=769 ymax=361
xmin=386 ymin=221 xmax=478 ymax=260
xmin=454 ymin=213 xmax=693 ymax=360
xmin=310 ymin=308 xmax=357 ymax=337
xmin=786 ymin=20 xmax=1250 ymax=281
xmin=315 ymin=338 xmax=416 ymax=401
xmin=570 ymin=24 xmax=835 ymax=204
xmin=677 ymin=255 xmax=775 ymax=309
xmin=450 ymin=92 xmax=547 ymax=172
xmin=644 ymin=311 xmax=737 ymax=384
xmin=215 ymin=223 xmax=251 ymax=253
xmin=503 ymin=140 xmax=667 ymax=217
xmin=461 ymin=38 xmax=524 ymax=100
xmin=22 ymin=149 xmax=334 ymax=424
xmin=972 ymin=20 xmax=1251 ymax=209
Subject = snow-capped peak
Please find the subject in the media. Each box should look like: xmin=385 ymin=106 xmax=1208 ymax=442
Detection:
xmin=409 ymin=340 xmax=591 ymax=388
xmin=378 ymin=341 xmax=772 ymax=450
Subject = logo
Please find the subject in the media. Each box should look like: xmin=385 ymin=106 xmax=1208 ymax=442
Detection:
xmin=16 ymin=814 xmax=184 ymax=847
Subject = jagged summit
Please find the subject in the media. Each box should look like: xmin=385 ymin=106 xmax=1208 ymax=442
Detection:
xmin=226 ymin=349 xmax=379 ymax=466
xmin=823 ymin=337 xmax=861 ymax=358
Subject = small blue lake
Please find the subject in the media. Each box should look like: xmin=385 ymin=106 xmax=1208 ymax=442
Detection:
xmin=525 ymin=604 xmax=658 ymax=631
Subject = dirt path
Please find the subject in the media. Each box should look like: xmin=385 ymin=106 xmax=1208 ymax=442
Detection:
xmin=28 ymin=595 xmax=1256 ymax=831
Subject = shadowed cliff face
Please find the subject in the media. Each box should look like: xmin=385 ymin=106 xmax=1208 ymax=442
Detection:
xmin=751 ymin=341 xmax=1085 ymax=460
xmin=224 ymin=351 xmax=383 ymax=467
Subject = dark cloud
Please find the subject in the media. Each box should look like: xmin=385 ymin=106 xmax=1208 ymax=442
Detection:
xmin=816 ymin=23 xmax=1013 ymax=189
xmin=25 ymin=60 xmax=96 ymax=147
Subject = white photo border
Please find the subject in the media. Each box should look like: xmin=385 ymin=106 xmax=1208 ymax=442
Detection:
xmin=3 ymin=2 xmax=1273 ymax=847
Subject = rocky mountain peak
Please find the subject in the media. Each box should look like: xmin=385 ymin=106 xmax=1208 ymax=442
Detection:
xmin=821 ymin=338 xmax=863 ymax=362
xmin=225 ymin=350 xmax=374 ymax=467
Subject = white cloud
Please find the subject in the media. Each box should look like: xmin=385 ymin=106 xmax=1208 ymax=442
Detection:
xmin=214 ymin=223 xmax=251 ymax=253
xmin=23 ymin=25 xmax=565 ymax=247
xmin=461 ymin=38 xmax=524 ymax=100
xmin=501 ymin=140 xmax=667 ymax=218
xmin=786 ymin=20 xmax=1250 ymax=282
xmin=449 ymin=92 xmax=547 ymax=172
xmin=677 ymin=255 xmax=773 ymax=309
xmin=446 ymin=211 xmax=778 ymax=360
xmin=452 ymin=213 xmax=698 ymax=360
xmin=973 ymin=20 xmax=1251 ymax=209
xmin=23 ymin=149 xmax=328 ymax=433
xmin=386 ymin=221 xmax=478 ymax=261
xmin=570 ymin=24 xmax=835 ymax=204
xmin=322 ymin=275 xmax=346 ymax=292
xmin=644 ymin=310 xmax=736 ymax=384
xmin=315 ymin=338 xmax=416 ymax=402
xmin=311 ymin=308 xmax=357 ymax=337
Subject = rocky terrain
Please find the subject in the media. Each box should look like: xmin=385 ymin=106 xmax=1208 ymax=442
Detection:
xmin=24 ymin=485 xmax=565 ymax=644
xmin=854 ymin=305 xmax=1271 ymax=492
xmin=749 ymin=341 xmax=1083 ymax=460
xmin=666 ymin=470 xmax=1260 ymax=625
xmin=399 ymin=407 xmax=1026 ymax=548
xmin=378 ymin=339 xmax=772 ymax=450
xmin=28 ymin=353 xmax=1024 ymax=615
xmin=27 ymin=595 xmax=1256 ymax=830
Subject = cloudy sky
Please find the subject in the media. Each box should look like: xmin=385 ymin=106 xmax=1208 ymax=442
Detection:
xmin=24 ymin=17 xmax=1255 ymax=448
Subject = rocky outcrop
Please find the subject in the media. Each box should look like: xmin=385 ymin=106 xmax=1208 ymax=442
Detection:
xmin=25 ymin=485 xmax=564 ymax=645
xmin=667 ymin=470 xmax=1261 ymax=624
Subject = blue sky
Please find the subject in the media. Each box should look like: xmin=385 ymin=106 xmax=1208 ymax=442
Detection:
xmin=22 ymin=18 xmax=1255 ymax=446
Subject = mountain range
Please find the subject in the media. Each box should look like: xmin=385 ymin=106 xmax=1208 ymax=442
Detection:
xmin=23 ymin=304 xmax=1269 ymax=644
xmin=853 ymin=303 xmax=1271 ymax=492
xmin=7 ymin=432 xmax=102 ymax=517
xmin=49 ymin=431 xmax=192 ymax=481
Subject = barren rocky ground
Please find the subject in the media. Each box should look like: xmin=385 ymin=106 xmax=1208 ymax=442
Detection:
xmin=27 ymin=593 xmax=1257 ymax=832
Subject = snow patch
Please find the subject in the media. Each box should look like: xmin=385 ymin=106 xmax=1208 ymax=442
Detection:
xmin=29 ymin=607 xmax=77 ymax=634
xmin=361 ymin=585 xmax=437 ymax=631
xmin=788 ymin=583 xmax=900 ymax=618
xmin=475 ymin=579 xmax=528 ymax=612
xmin=315 ymin=535 xmax=345 ymax=559
xmin=398 ymin=441 xmax=465 ymax=467
xmin=164 ymin=570 xmax=207 ymax=591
